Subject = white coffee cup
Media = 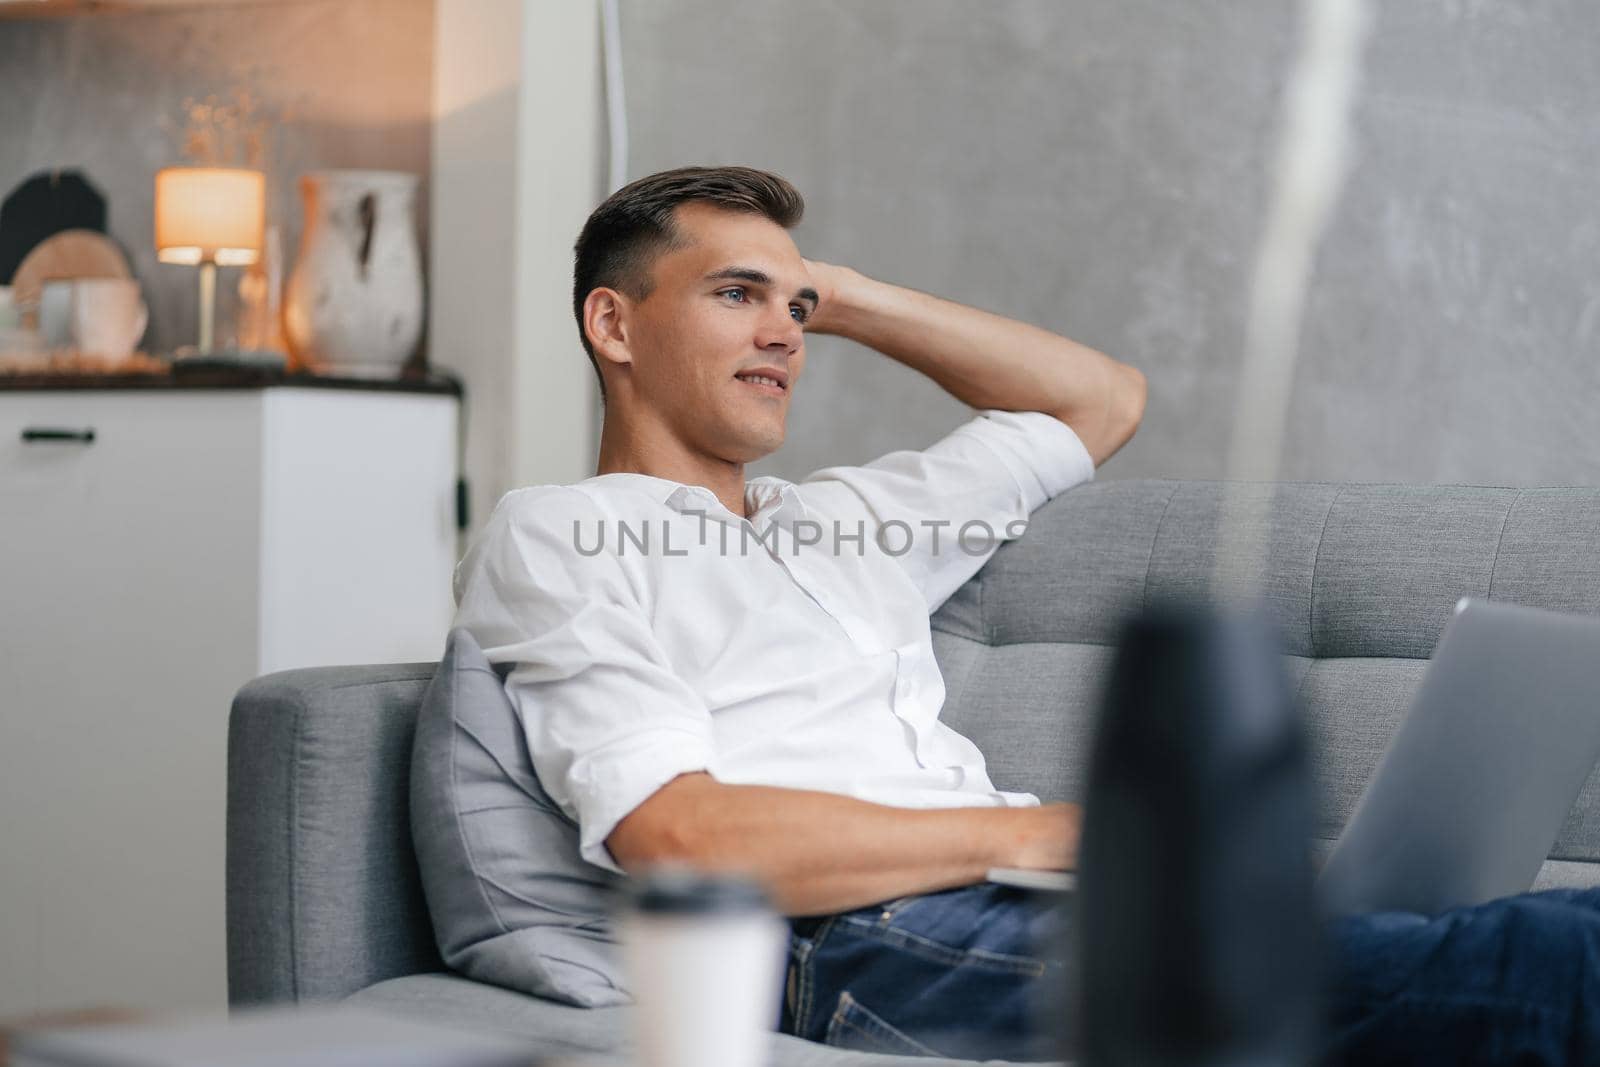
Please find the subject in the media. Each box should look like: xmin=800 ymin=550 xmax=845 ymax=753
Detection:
xmin=70 ymin=278 xmax=148 ymax=363
xmin=621 ymin=868 xmax=788 ymax=1067
xmin=39 ymin=279 xmax=75 ymax=347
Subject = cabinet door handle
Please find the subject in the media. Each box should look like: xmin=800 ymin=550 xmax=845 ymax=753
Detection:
xmin=21 ymin=428 xmax=96 ymax=444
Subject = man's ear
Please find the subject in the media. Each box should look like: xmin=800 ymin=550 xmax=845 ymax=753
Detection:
xmin=584 ymin=287 xmax=635 ymax=372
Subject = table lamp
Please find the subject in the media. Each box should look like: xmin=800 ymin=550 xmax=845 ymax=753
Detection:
xmin=155 ymin=166 xmax=264 ymax=355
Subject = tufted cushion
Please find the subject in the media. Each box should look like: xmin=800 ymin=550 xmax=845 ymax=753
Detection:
xmin=409 ymin=628 xmax=628 ymax=1007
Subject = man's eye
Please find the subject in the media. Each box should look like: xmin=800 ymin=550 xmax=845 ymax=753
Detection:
xmin=721 ymin=288 xmax=746 ymax=303
xmin=790 ymin=306 xmax=808 ymax=324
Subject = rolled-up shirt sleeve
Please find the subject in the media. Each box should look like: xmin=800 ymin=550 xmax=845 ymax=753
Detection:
xmin=799 ymin=410 xmax=1095 ymax=613
xmin=452 ymin=486 xmax=716 ymax=874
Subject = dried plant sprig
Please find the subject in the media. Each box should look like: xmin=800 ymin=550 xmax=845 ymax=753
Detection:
xmin=168 ymin=87 xmax=285 ymax=170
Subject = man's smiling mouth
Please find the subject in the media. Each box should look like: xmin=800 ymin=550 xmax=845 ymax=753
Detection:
xmin=734 ymin=368 xmax=789 ymax=394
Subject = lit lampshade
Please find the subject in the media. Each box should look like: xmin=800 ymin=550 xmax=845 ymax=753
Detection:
xmin=155 ymin=166 xmax=266 ymax=354
xmin=155 ymin=167 xmax=264 ymax=267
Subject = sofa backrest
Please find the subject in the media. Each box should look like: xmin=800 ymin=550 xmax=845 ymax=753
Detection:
xmin=227 ymin=480 xmax=1600 ymax=1005
xmin=933 ymin=481 xmax=1600 ymax=869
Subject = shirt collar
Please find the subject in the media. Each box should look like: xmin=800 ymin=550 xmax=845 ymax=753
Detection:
xmin=586 ymin=472 xmax=809 ymax=529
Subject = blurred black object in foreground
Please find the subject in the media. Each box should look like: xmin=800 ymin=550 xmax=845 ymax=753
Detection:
xmin=1079 ymin=602 xmax=1319 ymax=1066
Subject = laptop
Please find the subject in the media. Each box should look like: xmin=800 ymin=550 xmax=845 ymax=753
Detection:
xmin=1319 ymin=597 xmax=1600 ymax=916
xmin=989 ymin=598 xmax=1600 ymax=915
xmin=988 ymin=867 xmax=1076 ymax=892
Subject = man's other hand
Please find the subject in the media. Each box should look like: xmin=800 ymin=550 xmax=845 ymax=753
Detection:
xmin=1006 ymin=802 xmax=1083 ymax=872
xmin=607 ymin=773 xmax=1084 ymax=915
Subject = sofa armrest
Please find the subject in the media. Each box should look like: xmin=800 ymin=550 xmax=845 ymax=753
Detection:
xmin=226 ymin=662 xmax=445 ymax=1005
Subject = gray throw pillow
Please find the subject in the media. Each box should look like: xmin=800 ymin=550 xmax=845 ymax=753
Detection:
xmin=411 ymin=627 xmax=630 ymax=1007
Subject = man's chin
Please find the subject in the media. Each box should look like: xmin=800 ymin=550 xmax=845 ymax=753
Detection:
xmin=721 ymin=425 xmax=786 ymax=465
xmin=735 ymin=439 xmax=784 ymax=464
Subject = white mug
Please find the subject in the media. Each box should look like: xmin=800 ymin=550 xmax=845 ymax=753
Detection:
xmin=621 ymin=869 xmax=788 ymax=1067
xmin=39 ymin=279 xmax=75 ymax=347
xmin=70 ymin=278 xmax=148 ymax=363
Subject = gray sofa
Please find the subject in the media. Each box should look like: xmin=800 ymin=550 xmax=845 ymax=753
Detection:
xmin=227 ymin=479 xmax=1600 ymax=1066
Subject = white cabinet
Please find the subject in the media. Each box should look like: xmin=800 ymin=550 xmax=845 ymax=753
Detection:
xmin=0 ymin=385 xmax=459 ymax=1016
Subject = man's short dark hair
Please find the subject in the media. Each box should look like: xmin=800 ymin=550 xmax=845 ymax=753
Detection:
xmin=571 ymin=165 xmax=805 ymax=399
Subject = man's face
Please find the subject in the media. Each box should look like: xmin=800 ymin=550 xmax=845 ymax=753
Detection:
xmin=614 ymin=202 xmax=817 ymax=465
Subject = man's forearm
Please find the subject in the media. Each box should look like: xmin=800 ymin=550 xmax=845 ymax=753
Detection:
xmin=607 ymin=772 xmax=1078 ymax=916
xmin=806 ymin=264 xmax=1146 ymax=466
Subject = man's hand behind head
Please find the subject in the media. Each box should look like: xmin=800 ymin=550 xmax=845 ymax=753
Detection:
xmin=798 ymin=258 xmax=864 ymax=336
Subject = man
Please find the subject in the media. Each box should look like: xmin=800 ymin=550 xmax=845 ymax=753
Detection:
xmin=455 ymin=163 xmax=1133 ymax=1058
xmin=454 ymin=166 xmax=1600 ymax=1063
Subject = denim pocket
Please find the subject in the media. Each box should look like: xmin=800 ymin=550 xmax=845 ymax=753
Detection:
xmin=824 ymin=990 xmax=946 ymax=1058
xmin=875 ymin=895 xmax=919 ymax=923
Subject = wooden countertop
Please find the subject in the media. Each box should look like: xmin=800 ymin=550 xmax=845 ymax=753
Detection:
xmin=0 ymin=365 xmax=463 ymax=397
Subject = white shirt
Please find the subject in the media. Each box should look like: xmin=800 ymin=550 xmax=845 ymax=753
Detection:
xmin=451 ymin=410 xmax=1095 ymax=873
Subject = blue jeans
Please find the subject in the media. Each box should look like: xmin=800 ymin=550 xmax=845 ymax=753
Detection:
xmin=1324 ymin=887 xmax=1600 ymax=1065
xmin=780 ymin=884 xmax=1600 ymax=1064
xmin=781 ymin=883 xmax=1069 ymax=1061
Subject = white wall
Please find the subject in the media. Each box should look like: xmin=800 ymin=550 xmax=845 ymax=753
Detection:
xmin=432 ymin=0 xmax=602 ymax=544
xmin=514 ymin=1 xmax=606 ymax=496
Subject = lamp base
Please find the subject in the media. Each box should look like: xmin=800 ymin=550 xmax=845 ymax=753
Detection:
xmin=170 ymin=348 xmax=287 ymax=373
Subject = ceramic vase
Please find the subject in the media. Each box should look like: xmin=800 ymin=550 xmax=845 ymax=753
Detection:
xmin=284 ymin=170 xmax=424 ymax=375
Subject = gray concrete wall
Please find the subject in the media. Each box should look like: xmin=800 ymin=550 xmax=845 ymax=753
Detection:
xmin=620 ymin=0 xmax=1600 ymax=487
xmin=0 ymin=0 xmax=433 ymax=357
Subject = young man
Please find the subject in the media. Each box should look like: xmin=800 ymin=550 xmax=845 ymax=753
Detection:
xmin=454 ymin=166 xmax=1600 ymax=1063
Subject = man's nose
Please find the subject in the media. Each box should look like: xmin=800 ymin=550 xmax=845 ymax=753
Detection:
xmin=756 ymin=305 xmax=803 ymax=351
